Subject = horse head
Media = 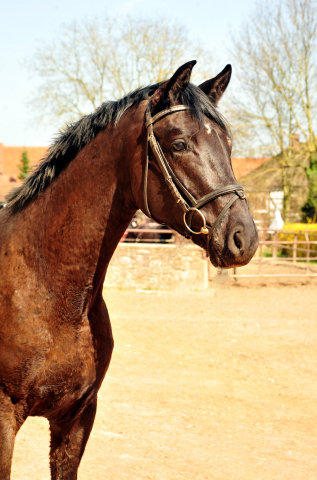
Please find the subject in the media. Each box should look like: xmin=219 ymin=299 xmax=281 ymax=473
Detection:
xmin=136 ymin=61 xmax=259 ymax=268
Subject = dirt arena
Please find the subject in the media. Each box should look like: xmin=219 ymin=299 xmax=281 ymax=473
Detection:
xmin=11 ymin=279 xmax=317 ymax=479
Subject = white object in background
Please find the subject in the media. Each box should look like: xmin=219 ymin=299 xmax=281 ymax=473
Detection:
xmin=269 ymin=206 xmax=284 ymax=231
xmin=268 ymin=191 xmax=284 ymax=213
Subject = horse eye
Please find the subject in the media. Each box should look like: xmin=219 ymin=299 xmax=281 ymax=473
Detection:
xmin=173 ymin=142 xmax=186 ymax=151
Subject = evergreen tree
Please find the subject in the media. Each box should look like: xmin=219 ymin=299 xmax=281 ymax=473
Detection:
xmin=18 ymin=150 xmax=31 ymax=180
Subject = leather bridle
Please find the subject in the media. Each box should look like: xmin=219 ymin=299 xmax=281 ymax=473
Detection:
xmin=144 ymin=101 xmax=246 ymax=245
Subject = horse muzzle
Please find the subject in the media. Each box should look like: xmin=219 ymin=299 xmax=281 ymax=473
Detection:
xmin=207 ymin=213 xmax=259 ymax=269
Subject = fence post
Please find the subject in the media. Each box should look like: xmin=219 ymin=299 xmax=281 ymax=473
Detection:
xmin=208 ymin=260 xmax=213 ymax=282
xmin=293 ymin=234 xmax=297 ymax=264
xmin=259 ymin=242 xmax=263 ymax=276
xmin=305 ymin=231 xmax=310 ymax=274
xmin=273 ymin=230 xmax=278 ymax=260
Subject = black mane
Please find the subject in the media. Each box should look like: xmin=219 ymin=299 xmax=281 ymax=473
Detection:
xmin=6 ymin=82 xmax=229 ymax=213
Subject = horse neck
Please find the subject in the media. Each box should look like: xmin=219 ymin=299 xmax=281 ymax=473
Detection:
xmin=9 ymin=111 xmax=143 ymax=294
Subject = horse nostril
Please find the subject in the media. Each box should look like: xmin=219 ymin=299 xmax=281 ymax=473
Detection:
xmin=228 ymin=228 xmax=245 ymax=257
xmin=234 ymin=232 xmax=241 ymax=250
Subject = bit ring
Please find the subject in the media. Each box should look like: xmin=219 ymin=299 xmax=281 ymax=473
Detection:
xmin=183 ymin=208 xmax=209 ymax=235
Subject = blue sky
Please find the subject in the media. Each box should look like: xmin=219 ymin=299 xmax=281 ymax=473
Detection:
xmin=0 ymin=0 xmax=257 ymax=146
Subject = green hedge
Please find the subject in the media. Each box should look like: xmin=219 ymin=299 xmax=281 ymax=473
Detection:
xmin=276 ymin=224 xmax=317 ymax=258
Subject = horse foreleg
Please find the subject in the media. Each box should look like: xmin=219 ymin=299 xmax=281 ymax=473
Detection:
xmin=49 ymin=396 xmax=97 ymax=480
xmin=0 ymin=394 xmax=17 ymax=480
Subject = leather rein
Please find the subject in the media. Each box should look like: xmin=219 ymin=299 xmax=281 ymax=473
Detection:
xmin=144 ymin=102 xmax=246 ymax=243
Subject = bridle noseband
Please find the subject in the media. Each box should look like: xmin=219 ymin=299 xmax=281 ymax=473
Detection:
xmin=144 ymin=102 xmax=246 ymax=244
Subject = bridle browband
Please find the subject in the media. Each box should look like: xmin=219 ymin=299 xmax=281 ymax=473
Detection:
xmin=144 ymin=101 xmax=246 ymax=244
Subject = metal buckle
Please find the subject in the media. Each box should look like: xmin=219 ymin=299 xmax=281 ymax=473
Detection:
xmin=183 ymin=208 xmax=209 ymax=235
xmin=236 ymin=190 xmax=246 ymax=199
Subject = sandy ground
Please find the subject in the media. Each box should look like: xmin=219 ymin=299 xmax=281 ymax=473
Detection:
xmin=11 ymin=280 xmax=317 ymax=480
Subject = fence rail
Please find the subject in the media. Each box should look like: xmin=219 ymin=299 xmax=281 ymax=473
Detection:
xmin=122 ymin=227 xmax=176 ymax=243
xmin=123 ymin=226 xmax=317 ymax=277
xmin=233 ymin=228 xmax=317 ymax=278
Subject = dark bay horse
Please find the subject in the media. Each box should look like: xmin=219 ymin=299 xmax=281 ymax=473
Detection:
xmin=0 ymin=61 xmax=258 ymax=479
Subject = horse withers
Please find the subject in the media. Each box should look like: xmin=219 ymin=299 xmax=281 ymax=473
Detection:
xmin=0 ymin=61 xmax=258 ymax=479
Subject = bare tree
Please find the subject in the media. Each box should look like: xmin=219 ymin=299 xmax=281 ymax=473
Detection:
xmin=230 ymin=0 xmax=317 ymax=220
xmin=29 ymin=16 xmax=214 ymax=127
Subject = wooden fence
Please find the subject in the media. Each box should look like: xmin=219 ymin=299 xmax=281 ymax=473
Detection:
xmin=232 ymin=228 xmax=317 ymax=278
xmin=124 ymin=226 xmax=317 ymax=278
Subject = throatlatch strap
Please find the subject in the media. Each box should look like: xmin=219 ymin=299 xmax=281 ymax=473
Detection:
xmin=143 ymin=131 xmax=152 ymax=219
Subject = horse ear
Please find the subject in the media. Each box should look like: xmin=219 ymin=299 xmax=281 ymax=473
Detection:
xmin=150 ymin=60 xmax=196 ymax=112
xmin=199 ymin=64 xmax=232 ymax=106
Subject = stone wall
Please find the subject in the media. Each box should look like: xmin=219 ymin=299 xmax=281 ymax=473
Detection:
xmin=105 ymin=243 xmax=208 ymax=290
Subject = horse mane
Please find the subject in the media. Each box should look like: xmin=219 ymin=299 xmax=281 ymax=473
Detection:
xmin=5 ymin=82 xmax=229 ymax=214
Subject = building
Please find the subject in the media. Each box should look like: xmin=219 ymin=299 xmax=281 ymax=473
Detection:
xmin=239 ymin=155 xmax=308 ymax=226
xmin=231 ymin=157 xmax=268 ymax=180
xmin=0 ymin=143 xmax=47 ymax=205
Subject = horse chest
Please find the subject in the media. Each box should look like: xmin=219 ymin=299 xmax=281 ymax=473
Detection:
xmin=16 ymin=324 xmax=94 ymax=416
xmin=43 ymin=323 xmax=97 ymax=380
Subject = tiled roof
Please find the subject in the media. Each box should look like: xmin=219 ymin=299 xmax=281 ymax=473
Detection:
xmin=0 ymin=144 xmax=48 ymax=203
xmin=0 ymin=143 xmax=47 ymax=177
xmin=231 ymin=157 xmax=268 ymax=179
xmin=0 ymin=174 xmax=19 ymax=203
